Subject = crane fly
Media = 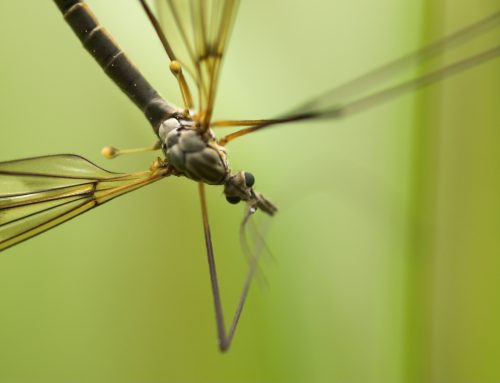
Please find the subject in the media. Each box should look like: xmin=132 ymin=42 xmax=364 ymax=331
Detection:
xmin=0 ymin=0 xmax=499 ymax=352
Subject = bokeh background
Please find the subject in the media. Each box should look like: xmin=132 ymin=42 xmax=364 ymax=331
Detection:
xmin=0 ymin=1 xmax=499 ymax=382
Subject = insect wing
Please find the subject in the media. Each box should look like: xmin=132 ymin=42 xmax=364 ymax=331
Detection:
xmin=154 ymin=0 xmax=240 ymax=125
xmin=217 ymin=11 xmax=500 ymax=144
xmin=283 ymin=13 xmax=500 ymax=117
xmin=0 ymin=155 xmax=167 ymax=251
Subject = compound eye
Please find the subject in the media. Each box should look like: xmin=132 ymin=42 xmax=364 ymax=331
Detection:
xmin=244 ymin=172 xmax=255 ymax=188
xmin=226 ymin=195 xmax=241 ymax=204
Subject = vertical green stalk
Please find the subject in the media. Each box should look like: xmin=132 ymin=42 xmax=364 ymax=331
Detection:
xmin=405 ymin=1 xmax=500 ymax=382
xmin=404 ymin=2 xmax=441 ymax=382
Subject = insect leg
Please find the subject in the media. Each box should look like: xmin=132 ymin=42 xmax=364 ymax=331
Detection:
xmin=138 ymin=0 xmax=194 ymax=114
xmin=198 ymin=182 xmax=257 ymax=352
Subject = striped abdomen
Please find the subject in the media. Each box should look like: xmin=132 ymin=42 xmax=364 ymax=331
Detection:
xmin=53 ymin=0 xmax=178 ymax=132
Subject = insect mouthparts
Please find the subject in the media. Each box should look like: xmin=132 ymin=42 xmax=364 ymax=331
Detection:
xmin=223 ymin=171 xmax=278 ymax=216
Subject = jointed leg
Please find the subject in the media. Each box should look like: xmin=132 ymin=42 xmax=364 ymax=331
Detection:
xmin=198 ymin=182 xmax=258 ymax=352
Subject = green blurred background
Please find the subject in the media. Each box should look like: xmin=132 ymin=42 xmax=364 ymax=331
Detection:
xmin=0 ymin=1 xmax=499 ymax=382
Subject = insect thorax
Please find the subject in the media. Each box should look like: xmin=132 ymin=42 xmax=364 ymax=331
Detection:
xmin=158 ymin=117 xmax=229 ymax=185
xmin=158 ymin=117 xmax=277 ymax=216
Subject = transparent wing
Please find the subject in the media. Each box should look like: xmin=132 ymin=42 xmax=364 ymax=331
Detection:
xmin=217 ymin=10 xmax=500 ymax=144
xmin=0 ymin=154 xmax=169 ymax=251
xmin=154 ymin=0 xmax=240 ymax=126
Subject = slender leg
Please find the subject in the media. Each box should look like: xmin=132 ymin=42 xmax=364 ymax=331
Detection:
xmin=198 ymin=182 xmax=257 ymax=352
xmin=138 ymin=0 xmax=193 ymax=113
xmin=211 ymin=119 xmax=279 ymax=128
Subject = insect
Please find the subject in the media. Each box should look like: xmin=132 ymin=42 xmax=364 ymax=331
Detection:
xmin=1 ymin=0 xmax=499 ymax=353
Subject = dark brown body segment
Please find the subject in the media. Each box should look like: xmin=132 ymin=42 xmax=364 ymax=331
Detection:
xmin=53 ymin=0 xmax=176 ymax=132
